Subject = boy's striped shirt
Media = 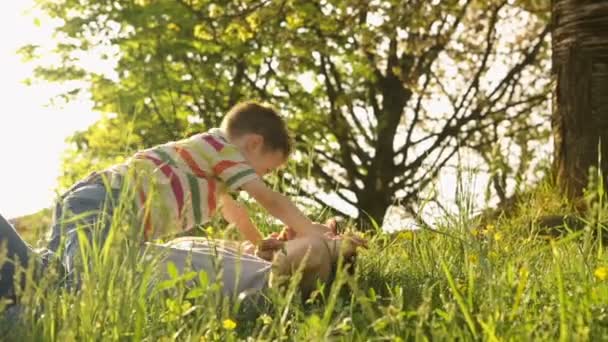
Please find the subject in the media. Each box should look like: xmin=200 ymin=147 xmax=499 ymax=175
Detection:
xmin=106 ymin=128 xmax=259 ymax=239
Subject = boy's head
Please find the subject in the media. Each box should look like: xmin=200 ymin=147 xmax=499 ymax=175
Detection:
xmin=221 ymin=101 xmax=292 ymax=176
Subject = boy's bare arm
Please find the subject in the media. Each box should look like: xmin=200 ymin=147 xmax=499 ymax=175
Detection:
xmin=219 ymin=193 xmax=263 ymax=245
xmin=240 ymin=179 xmax=329 ymax=237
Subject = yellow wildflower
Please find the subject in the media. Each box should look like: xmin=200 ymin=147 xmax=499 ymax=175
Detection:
xmin=223 ymin=319 xmax=237 ymax=330
xmin=398 ymin=231 xmax=414 ymax=241
xmin=494 ymin=232 xmax=503 ymax=242
xmin=208 ymin=4 xmax=224 ymax=18
xmin=484 ymin=224 xmax=495 ymax=235
xmin=167 ymin=23 xmax=180 ymax=32
xmin=468 ymin=254 xmax=478 ymax=264
xmin=594 ymin=266 xmax=608 ymax=281
xmin=134 ymin=0 xmax=149 ymax=6
xmin=194 ymin=25 xmax=213 ymax=41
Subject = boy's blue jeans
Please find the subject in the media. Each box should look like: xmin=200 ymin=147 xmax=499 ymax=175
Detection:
xmin=48 ymin=172 xmax=124 ymax=280
xmin=1 ymin=172 xmax=130 ymax=298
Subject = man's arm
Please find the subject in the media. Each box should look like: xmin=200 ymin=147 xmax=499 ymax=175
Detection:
xmin=240 ymin=179 xmax=329 ymax=237
xmin=219 ymin=193 xmax=263 ymax=245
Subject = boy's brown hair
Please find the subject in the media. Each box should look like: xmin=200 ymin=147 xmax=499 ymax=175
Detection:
xmin=221 ymin=101 xmax=292 ymax=157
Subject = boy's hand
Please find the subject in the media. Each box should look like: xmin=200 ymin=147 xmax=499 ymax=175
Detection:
xmin=308 ymin=217 xmax=339 ymax=239
xmin=275 ymin=219 xmax=334 ymax=241
xmin=277 ymin=226 xmax=296 ymax=241
xmin=256 ymin=237 xmax=285 ymax=261
xmin=258 ymin=236 xmax=284 ymax=250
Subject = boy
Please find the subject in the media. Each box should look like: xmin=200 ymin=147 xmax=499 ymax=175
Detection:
xmin=47 ymin=101 xmax=331 ymax=275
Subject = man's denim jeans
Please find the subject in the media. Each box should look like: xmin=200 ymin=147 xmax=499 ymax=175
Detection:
xmin=0 ymin=213 xmax=35 ymax=300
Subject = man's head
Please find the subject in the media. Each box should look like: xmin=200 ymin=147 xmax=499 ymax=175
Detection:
xmin=263 ymin=230 xmax=362 ymax=300
xmin=221 ymin=101 xmax=292 ymax=176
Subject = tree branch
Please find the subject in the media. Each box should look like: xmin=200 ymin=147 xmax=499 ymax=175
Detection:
xmin=318 ymin=54 xmax=363 ymax=182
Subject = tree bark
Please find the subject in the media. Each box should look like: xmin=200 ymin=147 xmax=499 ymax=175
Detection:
xmin=357 ymin=191 xmax=392 ymax=229
xmin=552 ymin=0 xmax=608 ymax=198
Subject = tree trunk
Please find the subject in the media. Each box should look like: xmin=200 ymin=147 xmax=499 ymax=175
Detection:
xmin=552 ymin=0 xmax=608 ymax=199
xmin=357 ymin=191 xmax=391 ymax=229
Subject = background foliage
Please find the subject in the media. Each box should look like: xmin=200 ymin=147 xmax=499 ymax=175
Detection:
xmin=20 ymin=0 xmax=552 ymax=228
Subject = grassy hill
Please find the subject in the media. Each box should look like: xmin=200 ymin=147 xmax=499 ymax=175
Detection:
xmin=1 ymin=183 xmax=607 ymax=340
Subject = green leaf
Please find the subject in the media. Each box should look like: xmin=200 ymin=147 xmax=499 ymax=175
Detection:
xmin=156 ymin=279 xmax=178 ymax=292
xmin=167 ymin=261 xmax=179 ymax=279
xmin=186 ymin=288 xmax=205 ymax=299
xmin=198 ymin=271 xmax=209 ymax=287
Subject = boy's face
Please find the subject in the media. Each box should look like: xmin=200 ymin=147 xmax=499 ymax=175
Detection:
xmin=240 ymin=134 xmax=286 ymax=176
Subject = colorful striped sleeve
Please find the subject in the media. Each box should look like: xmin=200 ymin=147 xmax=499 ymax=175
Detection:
xmin=198 ymin=132 xmax=259 ymax=192
xmin=213 ymin=145 xmax=259 ymax=192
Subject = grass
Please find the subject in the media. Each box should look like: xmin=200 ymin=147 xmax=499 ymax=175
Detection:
xmin=1 ymin=179 xmax=608 ymax=341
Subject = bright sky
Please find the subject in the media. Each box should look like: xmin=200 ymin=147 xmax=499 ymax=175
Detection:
xmin=0 ymin=2 xmax=100 ymax=219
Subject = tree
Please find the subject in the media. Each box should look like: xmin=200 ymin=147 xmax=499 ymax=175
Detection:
xmin=552 ymin=0 xmax=608 ymax=199
xmin=23 ymin=0 xmax=551 ymax=228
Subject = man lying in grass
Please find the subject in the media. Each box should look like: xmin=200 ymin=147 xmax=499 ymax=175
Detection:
xmin=149 ymin=219 xmax=361 ymax=299
xmin=46 ymin=101 xmax=347 ymax=283
xmin=0 ymin=213 xmax=360 ymax=305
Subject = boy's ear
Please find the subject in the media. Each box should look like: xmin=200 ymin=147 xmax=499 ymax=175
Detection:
xmin=242 ymin=133 xmax=260 ymax=151
xmin=250 ymin=133 xmax=264 ymax=150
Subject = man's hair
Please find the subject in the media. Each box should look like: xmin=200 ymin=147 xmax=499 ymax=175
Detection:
xmin=221 ymin=101 xmax=292 ymax=157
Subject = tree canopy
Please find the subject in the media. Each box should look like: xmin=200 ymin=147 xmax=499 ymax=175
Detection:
xmin=22 ymin=0 xmax=551 ymax=228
